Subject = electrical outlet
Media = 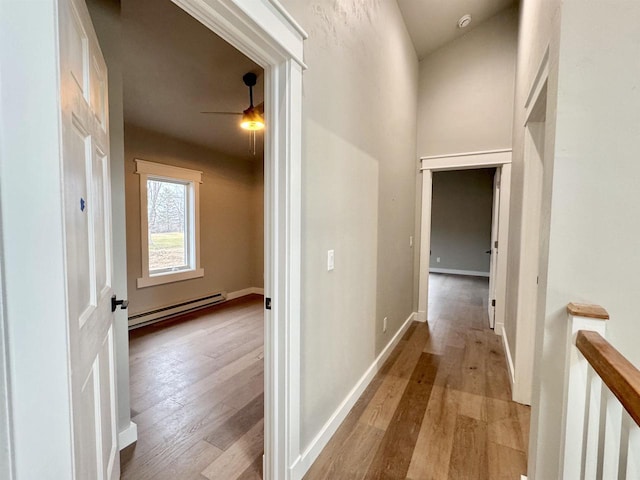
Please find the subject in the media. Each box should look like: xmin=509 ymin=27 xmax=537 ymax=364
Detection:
xmin=437 ymin=257 xmax=441 ymax=263
xmin=383 ymin=317 xmax=388 ymax=333
xmin=327 ymin=249 xmax=335 ymax=271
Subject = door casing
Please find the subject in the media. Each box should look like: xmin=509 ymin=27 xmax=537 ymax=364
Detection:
xmin=417 ymin=149 xmax=513 ymax=333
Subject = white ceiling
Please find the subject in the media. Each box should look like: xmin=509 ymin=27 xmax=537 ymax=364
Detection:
xmin=122 ymin=0 xmax=263 ymax=161
xmin=396 ymin=0 xmax=516 ymax=59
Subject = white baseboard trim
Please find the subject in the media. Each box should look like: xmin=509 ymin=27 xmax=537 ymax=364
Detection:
xmin=128 ymin=287 xmax=264 ymax=329
xmin=416 ymin=310 xmax=427 ymax=322
xmin=429 ymin=267 xmax=490 ymax=278
xmin=500 ymin=324 xmax=515 ymax=389
xmin=226 ymin=287 xmax=264 ymax=300
xmin=290 ymin=312 xmax=416 ymax=479
xmin=118 ymin=421 xmax=138 ymax=450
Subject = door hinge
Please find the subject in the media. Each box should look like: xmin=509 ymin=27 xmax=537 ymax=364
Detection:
xmin=491 ymin=299 xmax=496 ymax=307
xmin=494 ymin=240 xmax=498 ymax=248
xmin=265 ymin=297 xmax=272 ymax=310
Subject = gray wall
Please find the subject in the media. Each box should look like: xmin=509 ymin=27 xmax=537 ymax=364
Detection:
xmin=279 ymin=0 xmax=418 ymax=449
xmin=124 ymin=124 xmax=263 ymax=316
xmin=430 ymin=169 xmax=494 ymax=274
xmin=416 ymin=6 xmax=518 ymax=158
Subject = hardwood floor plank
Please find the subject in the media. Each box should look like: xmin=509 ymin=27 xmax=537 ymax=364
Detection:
xmin=125 ymin=440 xmax=223 ymax=480
xmin=207 ymin=394 xmax=264 ymax=450
xmin=308 ymin=274 xmax=531 ymax=480
xmin=121 ymin=296 xmax=265 ymax=480
xmin=201 ymin=419 xmax=265 ymax=480
xmin=236 ymin=454 xmax=264 ymax=480
xmin=304 ymin=423 xmax=385 ymax=480
xmin=448 ymin=415 xmax=489 ymax=480
xmin=406 ymin=386 xmax=459 ymax=480
xmin=487 ymin=441 xmax=527 ymax=480
xmin=365 ymin=352 xmax=439 ymax=479
xmin=358 ymin=374 xmax=408 ymax=430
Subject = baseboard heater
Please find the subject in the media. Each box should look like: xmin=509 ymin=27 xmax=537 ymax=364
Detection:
xmin=128 ymin=292 xmax=227 ymax=329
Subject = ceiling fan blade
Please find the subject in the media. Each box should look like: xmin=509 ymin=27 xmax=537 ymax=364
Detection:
xmin=200 ymin=111 xmax=243 ymax=115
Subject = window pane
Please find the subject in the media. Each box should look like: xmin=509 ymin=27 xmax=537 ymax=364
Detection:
xmin=147 ymin=179 xmax=188 ymax=272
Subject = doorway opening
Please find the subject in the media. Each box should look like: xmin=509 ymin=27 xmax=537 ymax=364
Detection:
xmin=81 ymin=0 xmax=305 ymax=478
xmin=429 ymin=167 xmax=497 ymax=326
xmin=513 ymin=80 xmax=548 ymax=405
xmin=417 ymin=150 xmax=512 ymax=330
xmin=87 ymin=0 xmax=267 ymax=477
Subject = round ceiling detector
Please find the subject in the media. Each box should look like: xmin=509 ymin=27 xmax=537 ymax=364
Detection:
xmin=458 ymin=14 xmax=472 ymax=29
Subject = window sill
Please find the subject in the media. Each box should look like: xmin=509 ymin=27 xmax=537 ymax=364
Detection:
xmin=137 ymin=268 xmax=204 ymax=288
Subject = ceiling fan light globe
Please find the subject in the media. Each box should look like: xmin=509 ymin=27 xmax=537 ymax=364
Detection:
xmin=241 ymin=120 xmax=265 ymax=131
xmin=241 ymin=107 xmax=265 ymax=131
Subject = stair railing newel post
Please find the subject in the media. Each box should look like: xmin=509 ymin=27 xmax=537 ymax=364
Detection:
xmin=559 ymin=303 xmax=608 ymax=479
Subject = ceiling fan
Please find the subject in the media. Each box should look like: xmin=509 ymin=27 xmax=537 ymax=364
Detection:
xmin=201 ymin=72 xmax=265 ymax=131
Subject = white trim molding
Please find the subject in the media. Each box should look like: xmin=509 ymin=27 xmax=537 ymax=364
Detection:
xmin=512 ymin=45 xmax=551 ymax=407
xmin=421 ymin=149 xmax=512 ymax=171
xmin=118 ymin=421 xmax=138 ymax=450
xmin=168 ymin=2 xmax=307 ymax=479
xmin=429 ymin=268 xmax=490 ymax=278
xmin=135 ymin=159 xmax=204 ymax=288
xmin=290 ymin=312 xmax=416 ymax=479
xmin=417 ymin=150 xmax=512 ymax=329
xmin=500 ymin=324 xmax=516 ymax=389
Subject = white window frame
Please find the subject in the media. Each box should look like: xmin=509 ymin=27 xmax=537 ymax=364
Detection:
xmin=135 ymin=159 xmax=204 ymax=288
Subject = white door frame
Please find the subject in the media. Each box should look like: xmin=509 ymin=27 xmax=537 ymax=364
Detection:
xmin=168 ymin=2 xmax=307 ymax=479
xmin=0 ymin=1 xmax=306 ymax=479
xmin=417 ymin=149 xmax=512 ymax=336
xmin=512 ymin=50 xmax=550 ymax=406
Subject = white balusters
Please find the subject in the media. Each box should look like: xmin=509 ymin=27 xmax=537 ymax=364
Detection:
xmin=560 ymin=306 xmax=607 ymax=479
xmin=559 ymin=303 xmax=640 ymax=480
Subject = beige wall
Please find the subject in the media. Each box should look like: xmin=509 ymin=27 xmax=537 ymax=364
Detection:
xmin=507 ymin=1 xmax=640 ymax=478
xmin=124 ymin=124 xmax=263 ymax=316
xmin=430 ymin=169 xmax=494 ymax=273
xmin=416 ymin=6 xmax=518 ymax=158
xmin=279 ymin=0 xmax=418 ymax=448
xmin=504 ymin=1 xmax=561 ymax=476
xmin=413 ymin=4 xmax=517 ymax=331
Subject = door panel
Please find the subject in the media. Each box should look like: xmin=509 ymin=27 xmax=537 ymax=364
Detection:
xmin=60 ymin=0 xmax=119 ymax=478
xmin=487 ymin=168 xmax=500 ymax=329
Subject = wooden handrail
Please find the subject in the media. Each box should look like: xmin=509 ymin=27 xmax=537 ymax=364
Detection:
xmin=568 ymin=302 xmax=610 ymax=320
xmin=576 ymin=330 xmax=640 ymax=427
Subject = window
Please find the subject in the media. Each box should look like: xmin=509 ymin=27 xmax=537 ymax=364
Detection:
xmin=135 ymin=159 xmax=204 ymax=287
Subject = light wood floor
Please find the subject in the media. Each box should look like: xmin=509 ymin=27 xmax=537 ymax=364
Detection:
xmin=120 ymin=275 xmax=529 ymax=480
xmin=304 ymin=273 xmax=530 ymax=480
xmin=120 ymin=295 xmax=265 ymax=480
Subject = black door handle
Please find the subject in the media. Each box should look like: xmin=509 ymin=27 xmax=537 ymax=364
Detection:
xmin=485 ymin=250 xmax=491 ymax=254
xmin=111 ymin=295 xmax=129 ymax=312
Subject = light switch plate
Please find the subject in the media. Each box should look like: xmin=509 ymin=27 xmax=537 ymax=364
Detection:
xmin=327 ymin=249 xmax=335 ymax=271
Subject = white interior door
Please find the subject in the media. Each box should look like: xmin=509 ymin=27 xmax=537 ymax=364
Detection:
xmin=487 ymin=168 xmax=501 ymax=329
xmin=60 ymin=0 xmax=119 ymax=478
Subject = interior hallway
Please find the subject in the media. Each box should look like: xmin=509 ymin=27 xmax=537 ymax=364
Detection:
xmin=120 ymin=295 xmax=264 ymax=480
xmin=305 ymin=274 xmax=530 ymax=479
